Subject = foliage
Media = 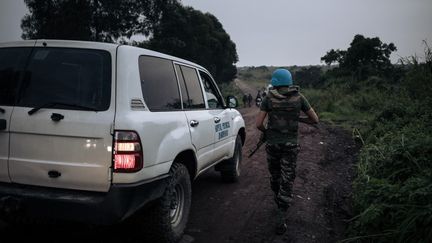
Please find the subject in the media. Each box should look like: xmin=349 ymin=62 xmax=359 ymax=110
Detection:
xmin=321 ymin=35 xmax=397 ymax=80
xmin=308 ymin=45 xmax=432 ymax=243
xmin=293 ymin=66 xmax=325 ymax=88
xmin=321 ymin=49 xmax=346 ymax=66
xmin=21 ymin=0 xmax=239 ymax=83
xmin=339 ymin=43 xmax=431 ymax=242
xmin=350 ymin=107 xmax=432 ymax=242
xmin=142 ymin=3 xmax=238 ymax=83
xmin=21 ymin=0 xmax=172 ymax=42
xmin=316 ymin=40 xmax=432 ymax=242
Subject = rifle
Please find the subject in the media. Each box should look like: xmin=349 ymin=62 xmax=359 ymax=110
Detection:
xmin=248 ymin=121 xmax=319 ymax=158
xmin=248 ymin=133 xmax=266 ymax=158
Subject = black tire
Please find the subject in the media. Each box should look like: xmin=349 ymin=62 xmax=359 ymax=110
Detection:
xmin=135 ymin=163 xmax=191 ymax=243
xmin=219 ymin=135 xmax=243 ymax=183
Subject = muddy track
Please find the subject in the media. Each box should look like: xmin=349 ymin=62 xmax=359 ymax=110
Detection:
xmin=0 ymin=80 xmax=359 ymax=243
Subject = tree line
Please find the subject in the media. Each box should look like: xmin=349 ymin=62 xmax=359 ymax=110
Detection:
xmin=21 ymin=0 xmax=238 ymax=83
xmin=321 ymin=34 xmax=397 ymax=81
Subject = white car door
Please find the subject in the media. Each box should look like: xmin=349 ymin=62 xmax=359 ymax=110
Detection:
xmin=174 ymin=64 xmax=215 ymax=171
xmin=0 ymin=44 xmax=35 ymax=183
xmin=198 ymin=70 xmax=233 ymax=161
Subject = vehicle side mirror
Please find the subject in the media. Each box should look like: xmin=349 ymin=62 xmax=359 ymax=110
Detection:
xmin=226 ymin=96 xmax=238 ymax=108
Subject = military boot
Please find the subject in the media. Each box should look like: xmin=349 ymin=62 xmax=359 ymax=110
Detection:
xmin=275 ymin=209 xmax=287 ymax=235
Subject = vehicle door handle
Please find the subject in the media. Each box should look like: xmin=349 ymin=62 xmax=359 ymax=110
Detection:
xmin=51 ymin=113 xmax=64 ymax=122
xmin=190 ymin=120 xmax=199 ymax=127
xmin=0 ymin=119 xmax=6 ymax=130
xmin=214 ymin=117 xmax=221 ymax=123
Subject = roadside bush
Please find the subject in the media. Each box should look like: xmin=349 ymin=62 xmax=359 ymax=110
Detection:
xmin=351 ymin=126 xmax=432 ymax=242
xmin=346 ymin=57 xmax=432 ymax=242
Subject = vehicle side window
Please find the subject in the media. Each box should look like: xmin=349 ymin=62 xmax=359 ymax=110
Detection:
xmin=0 ymin=48 xmax=33 ymax=106
xmin=175 ymin=64 xmax=205 ymax=109
xmin=139 ymin=56 xmax=181 ymax=111
xmin=199 ymin=71 xmax=223 ymax=109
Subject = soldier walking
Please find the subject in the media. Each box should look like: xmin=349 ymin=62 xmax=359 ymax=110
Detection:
xmin=247 ymin=93 xmax=253 ymax=107
xmin=255 ymin=68 xmax=319 ymax=234
xmin=242 ymin=94 xmax=248 ymax=107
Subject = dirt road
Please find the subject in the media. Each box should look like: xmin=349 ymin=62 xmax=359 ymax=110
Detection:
xmin=184 ymin=80 xmax=359 ymax=243
xmin=0 ymin=80 xmax=359 ymax=243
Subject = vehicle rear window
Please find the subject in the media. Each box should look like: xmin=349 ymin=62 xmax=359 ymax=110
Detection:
xmin=17 ymin=48 xmax=111 ymax=111
xmin=0 ymin=47 xmax=33 ymax=106
xmin=139 ymin=56 xmax=181 ymax=111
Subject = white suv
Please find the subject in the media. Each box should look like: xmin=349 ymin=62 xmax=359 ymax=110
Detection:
xmin=0 ymin=40 xmax=245 ymax=242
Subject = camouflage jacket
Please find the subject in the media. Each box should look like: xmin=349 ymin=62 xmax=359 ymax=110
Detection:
xmin=260 ymin=86 xmax=311 ymax=145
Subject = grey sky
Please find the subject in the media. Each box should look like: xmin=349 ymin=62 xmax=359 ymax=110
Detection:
xmin=0 ymin=1 xmax=27 ymax=42
xmin=1 ymin=0 xmax=431 ymax=66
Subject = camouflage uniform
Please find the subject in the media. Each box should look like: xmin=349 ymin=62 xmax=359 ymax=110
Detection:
xmin=265 ymin=144 xmax=299 ymax=210
xmin=260 ymin=86 xmax=311 ymax=211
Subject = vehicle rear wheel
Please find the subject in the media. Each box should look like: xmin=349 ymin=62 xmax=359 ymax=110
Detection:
xmin=219 ymin=135 xmax=243 ymax=183
xmin=133 ymin=163 xmax=191 ymax=243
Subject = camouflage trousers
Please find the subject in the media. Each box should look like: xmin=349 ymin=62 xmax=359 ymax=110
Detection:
xmin=265 ymin=143 xmax=299 ymax=211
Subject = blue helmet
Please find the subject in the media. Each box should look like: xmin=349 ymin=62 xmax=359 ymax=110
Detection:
xmin=271 ymin=68 xmax=292 ymax=87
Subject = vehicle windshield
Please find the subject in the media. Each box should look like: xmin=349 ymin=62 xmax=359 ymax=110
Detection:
xmin=6 ymin=47 xmax=112 ymax=111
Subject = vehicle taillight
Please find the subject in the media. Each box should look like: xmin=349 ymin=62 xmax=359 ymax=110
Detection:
xmin=113 ymin=131 xmax=143 ymax=172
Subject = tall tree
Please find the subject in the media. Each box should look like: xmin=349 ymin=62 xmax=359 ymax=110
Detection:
xmin=21 ymin=0 xmax=239 ymax=83
xmin=22 ymin=0 xmax=93 ymax=40
xmin=342 ymin=35 xmax=396 ymax=76
xmin=143 ymin=3 xmax=238 ymax=83
xmin=21 ymin=0 xmax=174 ymax=42
xmin=322 ymin=34 xmax=397 ymax=79
xmin=320 ymin=49 xmax=346 ymax=66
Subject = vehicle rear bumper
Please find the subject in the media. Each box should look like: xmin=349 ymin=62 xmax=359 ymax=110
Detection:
xmin=0 ymin=175 xmax=169 ymax=225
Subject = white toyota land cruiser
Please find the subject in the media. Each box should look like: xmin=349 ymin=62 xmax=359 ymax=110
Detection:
xmin=0 ymin=40 xmax=245 ymax=242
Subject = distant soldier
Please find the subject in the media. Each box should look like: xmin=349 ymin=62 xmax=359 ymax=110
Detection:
xmin=256 ymin=68 xmax=319 ymax=234
xmin=255 ymin=90 xmax=262 ymax=107
xmin=247 ymin=93 xmax=253 ymax=107
xmin=242 ymin=94 xmax=248 ymax=107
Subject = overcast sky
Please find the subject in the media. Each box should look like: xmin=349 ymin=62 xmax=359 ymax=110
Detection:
xmin=1 ymin=0 xmax=431 ymax=66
